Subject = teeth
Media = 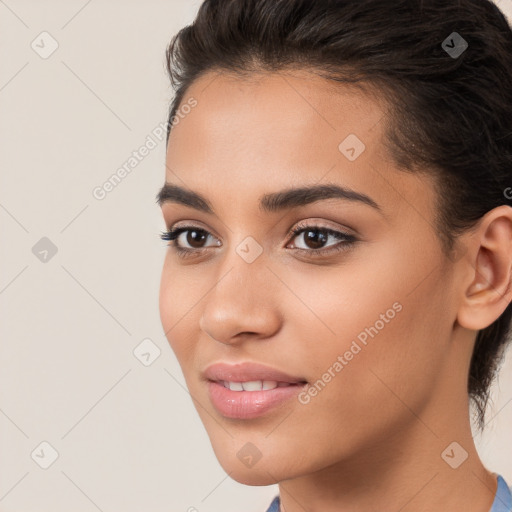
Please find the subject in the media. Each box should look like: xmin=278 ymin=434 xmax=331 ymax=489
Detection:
xmin=222 ymin=380 xmax=280 ymax=391
xmin=228 ymin=381 xmax=244 ymax=391
xmin=242 ymin=380 xmax=263 ymax=391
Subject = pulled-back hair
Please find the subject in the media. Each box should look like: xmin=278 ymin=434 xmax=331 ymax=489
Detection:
xmin=164 ymin=0 xmax=512 ymax=430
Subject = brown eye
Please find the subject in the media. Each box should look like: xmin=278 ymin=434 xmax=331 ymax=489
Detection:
xmin=160 ymin=225 xmax=221 ymax=256
xmin=181 ymin=229 xmax=209 ymax=249
xmin=296 ymin=228 xmax=329 ymax=250
xmin=288 ymin=224 xmax=358 ymax=257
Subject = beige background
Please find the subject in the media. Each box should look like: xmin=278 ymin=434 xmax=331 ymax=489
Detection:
xmin=1 ymin=1 xmax=511 ymax=511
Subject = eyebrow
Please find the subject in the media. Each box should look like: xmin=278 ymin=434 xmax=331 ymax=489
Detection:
xmin=155 ymin=182 xmax=382 ymax=214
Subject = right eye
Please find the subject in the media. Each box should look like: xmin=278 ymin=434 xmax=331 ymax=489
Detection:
xmin=160 ymin=225 xmax=221 ymax=257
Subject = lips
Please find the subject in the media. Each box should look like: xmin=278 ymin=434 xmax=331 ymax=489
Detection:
xmin=203 ymin=362 xmax=308 ymax=419
xmin=203 ymin=361 xmax=307 ymax=385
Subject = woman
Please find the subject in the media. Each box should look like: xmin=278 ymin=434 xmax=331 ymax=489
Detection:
xmin=156 ymin=0 xmax=512 ymax=510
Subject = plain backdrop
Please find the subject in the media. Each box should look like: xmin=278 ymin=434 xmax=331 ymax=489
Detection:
xmin=1 ymin=1 xmax=511 ymax=511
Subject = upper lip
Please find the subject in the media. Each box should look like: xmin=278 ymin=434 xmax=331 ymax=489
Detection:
xmin=203 ymin=362 xmax=307 ymax=384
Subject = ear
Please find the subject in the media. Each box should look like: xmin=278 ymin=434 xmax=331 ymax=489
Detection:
xmin=457 ymin=205 xmax=512 ymax=331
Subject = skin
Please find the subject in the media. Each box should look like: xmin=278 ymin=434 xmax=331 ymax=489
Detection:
xmin=158 ymin=69 xmax=512 ymax=512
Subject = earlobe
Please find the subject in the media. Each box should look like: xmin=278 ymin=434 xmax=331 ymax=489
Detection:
xmin=456 ymin=206 xmax=512 ymax=331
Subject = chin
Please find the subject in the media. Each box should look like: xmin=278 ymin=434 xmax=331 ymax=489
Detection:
xmin=231 ymin=469 xmax=279 ymax=486
xmin=212 ymin=441 xmax=310 ymax=486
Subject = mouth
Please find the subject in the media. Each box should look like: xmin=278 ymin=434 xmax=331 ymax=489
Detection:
xmin=206 ymin=380 xmax=308 ymax=419
xmin=203 ymin=362 xmax=308 ymax=419
xmin=215 ymin=379 xmax=306 ymax=391
xmin=203 ymin=361 xmax=307 ymax=384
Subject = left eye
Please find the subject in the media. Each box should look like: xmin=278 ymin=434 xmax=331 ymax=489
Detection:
xmin=289 ymin=226 xmax=356 ymax=251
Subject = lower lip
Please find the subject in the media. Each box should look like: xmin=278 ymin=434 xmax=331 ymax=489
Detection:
xmin=207 ymin=381 xmax=307 ymax=419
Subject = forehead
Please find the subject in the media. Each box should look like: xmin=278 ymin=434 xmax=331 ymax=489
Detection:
xmin=168 ymin=69 xmax=387 ymax=166
xmin=165 ymin=69 xmax=435 ymax=223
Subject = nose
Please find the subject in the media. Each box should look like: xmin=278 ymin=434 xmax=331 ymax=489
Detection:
xmin=199 ymin=257 xmax=282 ymax=345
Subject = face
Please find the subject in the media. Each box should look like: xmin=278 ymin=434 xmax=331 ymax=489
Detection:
xmin=158 ymin=69 xmax=460 ymax=484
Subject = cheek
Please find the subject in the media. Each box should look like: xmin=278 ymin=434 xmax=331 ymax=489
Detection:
xmin=283 ymin=246 xmax=450 ymax=427
xmin=158 ymin=260 xmax=198 ymax=364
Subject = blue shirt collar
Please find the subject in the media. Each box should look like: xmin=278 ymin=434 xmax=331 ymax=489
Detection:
xmin=265 ymin=474 xmax=512 ymax=512
xmin=492 ymin=475 xmax=512 ymax=512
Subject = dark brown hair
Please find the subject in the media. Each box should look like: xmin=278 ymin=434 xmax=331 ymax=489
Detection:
xmin=164 ymin=0 xmax=512 ymax=430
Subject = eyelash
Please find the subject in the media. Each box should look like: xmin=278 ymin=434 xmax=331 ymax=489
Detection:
xmin=159 ymin=222 xmax=357 ymax=260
